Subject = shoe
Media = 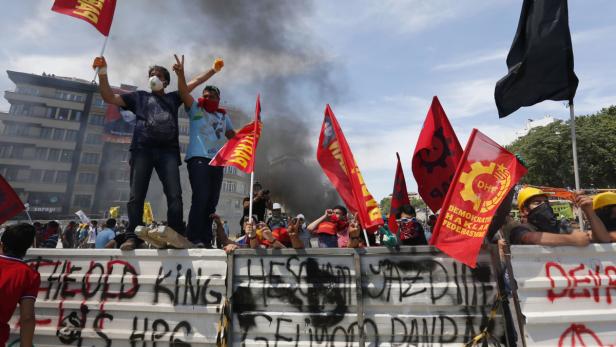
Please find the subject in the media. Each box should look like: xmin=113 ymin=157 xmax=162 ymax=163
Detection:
xmin=120 ymin=239 xmax=137 ymax=251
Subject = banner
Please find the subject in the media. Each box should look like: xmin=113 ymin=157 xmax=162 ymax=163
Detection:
xmin=388 ymin=153 xmax=411 ymax=234
xmin=75 ymin=210 xmax=91 ymax=225
xmin=494 ymin=0 xmax=578 ymax=117
xmin=317 ymin=104 xmax=383 ymax=231
xmin=412 ymin=96 xmax=462 ymax=212
xmin=0 ymin=174 xmax=25 ymax=225
xmin=51 ymin=0 xmax=117 ymax=36
xmin=102 ymin=87 xmax=136 ymax=143
xmin=109 ymin=206 xmax=120 ymax=218
xmin=143 ymin=202 xmax=154 ymax=225
xmin=210 ymin=95 xmax=262 ymax=173
xmin=431 ymin=129 xmax=527 ymax=268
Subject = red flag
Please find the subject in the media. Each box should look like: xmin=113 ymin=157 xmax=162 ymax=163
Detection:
xmin=317 ymin=105 xmax=383 ymax=231
xmin=52 ymin=0 xmax=117 ymax=36
xmin=210 ymin=95 xmax=262 ymax=173
xmin=388 ymin=153 xmax=411 ymax=234
xmin=430 ymin=129 xmax=527 ymax=268
xmin=0 ymin=174 xmax=25 ymax=225
xmin=412 ymin=96 xmax=463 ymax=212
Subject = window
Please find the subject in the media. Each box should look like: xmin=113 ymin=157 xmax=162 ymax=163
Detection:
xmin=17 ymin=86 xmax=39 ymax=96
xmin=47 ymin=149 xmax=60 ymax=161
xmin=94 ymin=98 xmax=106 ymax=108
xmin=65 ymin=130 xmax=78 ymax=141
xmin=224 ymin=167 xmax=237 ymax=175
xmin=179 ymin=124 xmax=188 ymax=135
xmin=0 ymin=144 xmax=10 ymax=158
xmin=35 ymin=148 xmax=47 ymax=160
xmin=53 ymin=129 xmax=65 ymax=140
xmin=71 ymin=110 xmax=82 ymax=121
xmin=88 ymin=115 xmax=105 ymax=125
xmin=57 ymin=108 xmax=69 ymax=120
xmin=60 ymin=150 xmax=73 ymax=162
xmin=85 ymin=133 xmax=102 ymax=145
xmin=40 ymin=128 xmax=52 ymax=139
xmin=42 ymin=170 xmax=55 ymax=183
xmin=9 ymin=146 xmax=24 ymax=159
xmin=46 ymin=107 xmax=57 ymax=119
xmin=81 ymin=152 xmax=99 ymax=165
xmin=73 ymin=194 xmax=91 ymax=207
xmin=78 ymin=172 xmax=96 ymax=184
xmin=30 ymin=169 xmax=42 ymax=182
xmin=234 ymin=199 xmax=241 ymax=209
xmin=55 ymin=171 xmax=69 ymax=184
xmin=222 ymin=180 xmax=236 ymax=193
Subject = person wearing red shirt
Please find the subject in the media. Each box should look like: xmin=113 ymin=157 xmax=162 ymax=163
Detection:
xmin=0 ymin=223 xmax=40 ymax=347
xmin=307 ymin=205 xmax=349 ymax=248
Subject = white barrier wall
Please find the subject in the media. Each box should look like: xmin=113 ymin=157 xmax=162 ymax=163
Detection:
xmin=8 ymin=249 xmax=228 ymax=347
xmin=510 ymin=244 xmax=616 ymax=347
xmin=230 ymin=247 xmax=506 ymax=347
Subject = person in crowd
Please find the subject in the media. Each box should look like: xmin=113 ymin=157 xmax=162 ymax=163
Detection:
xmin=86 ymin=221 xmax=99 ymax=249
xmin=61 ymin=221 xmax=78 ymax=248
xmin=295 ymin=214 xmax=312 ymax=248
xmin=211 ymin=214 xmax=239 ymax=254
xmin=240 ymin=183 xmax=273 ymax=231
xmin=396 ymin=204 xmax=428 ymax=246
xmin=0 ymin=223 xmax=40 ymax=347
xmin=584 ymin=192 xmax=616 ymax=243
xmin=92 ymin=55 xmax=219 ymax=250
xmin=266 ymin=203 xmax=288 ymax=230
xmin=223 ymin=220 xmax=229 ymax=237
xmin=245 ymin=218 xmax=304 ymax=249
xmin=40 ymin=221 xmax=60 ymax=248
xmin=173 ymin=54 xmax=232 ymax=248
xmin=510 ymin=187 xmax=590 ymax=246
xmin=346 ymin=216 xmax=365 ymax=248
xmin=96 ymin=219 xmax=117 ymax=249
xmin=307 ymin=206 xmax=349 ymax=248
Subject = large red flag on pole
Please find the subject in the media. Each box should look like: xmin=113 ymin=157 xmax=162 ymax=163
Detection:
xmin=430 ymin=129 xmax=527 ymax=268
xmin=317 ymin=105 xmax=383 ymax=231
xmin=52 ymin=0 xmax=117 ymax=36
xmin=0 ymin=174 xmax=25 ymax=225
xmin=387 ymin=153 xmax=411 ymax=234
xmin=210 ymin=95 xmax=262 ymax=174
xmin=412 ymin=96 xmax=463 ymax=213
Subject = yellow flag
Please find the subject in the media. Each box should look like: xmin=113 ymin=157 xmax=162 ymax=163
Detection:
xmin=143 ymin=202 xmax=154 ymax=225
xmin=109 ymin=206 xmax=120 ymax=218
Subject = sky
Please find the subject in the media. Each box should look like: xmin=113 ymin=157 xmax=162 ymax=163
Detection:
xmin=1 ymin=0 xmax=615 ymax=201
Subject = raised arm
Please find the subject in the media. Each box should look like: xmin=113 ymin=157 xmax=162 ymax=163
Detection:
xmin=287 ymin=218 xmax=305 ymax=249
xmin=307 ymin=209 xmax=332 ymax=232
xmin=576 ymin=193 xmax=612 ymax=243
xmin=92 ymin=57 xmax=126 ymax=107
xmin=172 ymin=54 xmax=194 ymax=108
xmin=186 ymin=58 xmax=224 ymax=93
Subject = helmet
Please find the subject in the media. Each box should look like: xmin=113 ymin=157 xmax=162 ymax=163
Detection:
xmin=593 ymin=192 xmax=616 ymax=210
xmin=517 ymin=187 xmax=546 ymax=210
xmin=272 ymin=203 xmax=282 ymax=210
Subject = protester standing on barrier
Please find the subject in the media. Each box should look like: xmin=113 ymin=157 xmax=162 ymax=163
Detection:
xmin=173 ymin=54 xmax=231 ymax=248
xmin=588 ymin=192 xmax=616 ymax=242
xmin=510 ymin=187 xmax=590 ymax=246
xmin=307 ymin=206 xmax=349 ymax=248
xmin=93 ymin=56 xmax=218 ymax=250
xmin=0 ymin=223 xmax=40 ymax=347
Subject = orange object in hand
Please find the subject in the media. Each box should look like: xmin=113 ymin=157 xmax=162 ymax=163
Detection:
xmin=92 ymin=56 xmax=107 ymax=69
xmin=212 ymin=58 xmax=224 ymax=72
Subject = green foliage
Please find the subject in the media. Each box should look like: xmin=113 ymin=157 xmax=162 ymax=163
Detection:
xmin=507 ymin=106 xmax=616 ymax=188
xmin=379 ymin=195 xmax=428 ymax=216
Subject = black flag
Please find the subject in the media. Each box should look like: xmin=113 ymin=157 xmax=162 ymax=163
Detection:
xmin=494 ymin=0 xmax=578 ymax=118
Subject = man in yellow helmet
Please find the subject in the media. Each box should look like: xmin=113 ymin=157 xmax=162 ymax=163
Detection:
xmin=584 ymin=192 xmax=616 ymax=242
xmin=511 ymin=187 xmax=590 ymax=246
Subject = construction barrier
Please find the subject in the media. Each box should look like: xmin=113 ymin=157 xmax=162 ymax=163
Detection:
xmin=509 ymin=244 xmax=616 ymax=347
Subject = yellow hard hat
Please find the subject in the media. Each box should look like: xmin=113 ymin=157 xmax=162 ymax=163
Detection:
xmin=517 ymin=187 xmax=546 ymax=210
xmin=593 ymin=192 xmax=616 ymax=210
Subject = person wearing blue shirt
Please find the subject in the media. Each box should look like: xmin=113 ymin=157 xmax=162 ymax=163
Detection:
xmin=173 ymin=55 xmax=236 ymax=248
xmin=95 ymin=219 xmax=117 ymax=249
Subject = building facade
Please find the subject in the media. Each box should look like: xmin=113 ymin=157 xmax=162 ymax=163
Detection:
xmin=1 ymin=70 xmax=249 ymax=229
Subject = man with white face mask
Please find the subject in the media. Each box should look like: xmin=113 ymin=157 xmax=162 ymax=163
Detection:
xmin=92 ymin=56 xmax=222 ymax=250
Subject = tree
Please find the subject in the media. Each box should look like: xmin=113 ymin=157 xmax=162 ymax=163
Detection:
xmin=507 ymin=106 xmax=616 ymax=188
xmin=379 ymin=195 xmax=429 ymax=216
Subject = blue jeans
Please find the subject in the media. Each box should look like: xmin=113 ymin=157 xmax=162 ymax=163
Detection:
xmin=318 ymin=233 xmax=338 ymax=248
xmin=186 ymin=157 xmax=224 ymax=246
xmin=126 ymin=148 xmax=184 ymax=240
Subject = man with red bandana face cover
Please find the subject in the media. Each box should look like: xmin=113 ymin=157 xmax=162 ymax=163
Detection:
xmin=307 ymin=205 xmax=350 ymax=248
xmin=174 ymin=55 xmax=236 ymax=248
xmin=396 ymin=204 xmax=427 ymax=246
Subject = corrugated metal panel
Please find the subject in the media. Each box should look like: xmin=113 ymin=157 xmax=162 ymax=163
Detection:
xmin=8 ymin=248 xmax=228 ymax=347
xmin=361 ymin=246 xmax=505 ymax=346
xmin=510 ymin=244 xmax=616 ymax=346
xmin=230 ymin=247 xmax=505 ymax=347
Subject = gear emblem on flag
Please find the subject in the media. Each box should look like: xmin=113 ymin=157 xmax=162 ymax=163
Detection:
xmin=417 ymin=127 xmax=452 ymax=173
xmin=459 ymin=161 xmax=511 ymax=213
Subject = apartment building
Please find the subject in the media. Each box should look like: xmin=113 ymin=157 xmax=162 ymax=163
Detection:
xmin=1 ymin=70 xmax=250 ymax=228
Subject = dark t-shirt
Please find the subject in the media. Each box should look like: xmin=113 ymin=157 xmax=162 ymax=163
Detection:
xmin=120 ymin=90 xmax=183 ymax=158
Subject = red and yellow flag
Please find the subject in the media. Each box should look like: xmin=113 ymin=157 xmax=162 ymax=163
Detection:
xmin=52 ymin=0 xmax=117 ymax=36
xmin=317 ymin=105 xmax=383 ymax=231
xmin=210 ymin=95 xmax=262 ymax=174
xmin=430 ymin=129 xmax=527 ymax=268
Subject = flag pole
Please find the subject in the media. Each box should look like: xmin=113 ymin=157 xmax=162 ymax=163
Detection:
xmin=92 ymin=35 xmax=110 ymax=82
xmin=569 ymin=101 xmax=584 ymax=230
xmin=248 ymin=173 xmax=255 ymax=224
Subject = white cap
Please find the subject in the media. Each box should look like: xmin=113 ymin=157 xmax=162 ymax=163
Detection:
xmin=272 ymin=203 xmax=282 ymax=210
xmin=296 ymin=214 xmax=305 ymax=220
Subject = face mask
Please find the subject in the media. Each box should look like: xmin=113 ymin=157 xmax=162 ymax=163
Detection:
xmin=398 ymin=220 xmax=417 ymax=238
xmin=597 ymin=208 xmax=616 ymax=230
xmin=149 ymin=76 xmax=164 ymax=91
xmin=198 ymin=97 xmax=219 ymax=113
xmin=527 ymin=203 xmax=560 ymax=233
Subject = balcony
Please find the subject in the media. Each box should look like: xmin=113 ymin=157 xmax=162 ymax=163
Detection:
xmin=4 ymin=90 xmax=85 ymax=110
xmin=0 ymin=111 xmax=81 ymax=130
